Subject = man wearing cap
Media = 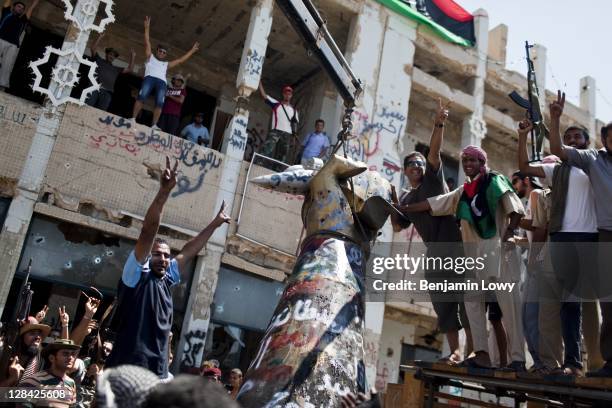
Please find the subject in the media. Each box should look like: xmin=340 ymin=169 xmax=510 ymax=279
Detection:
xmin=0 ymin=316 xmax=50 ymax=386
xmin=401 ymin=144 xmax=526 ymax=370
xmin=131 ymin=16 xmax=199 ymax=131
xmin=180 ymin=112 xmax=210 ymax=147
xmin=258 ymin=81 xmax=299 ymax=163
xmin=159 ymin=74 xmax=187 ymax=135
xmin=0 ymin=0 xmax=40 ymax=90
xmin=105 ymin=158 xmax=230 ymax=379
xmin=86 ymin=32 xmax=135 ymax=111
xmin=202 ymin=367 xmax=222 ymax=383
xmin=19 ymin=338 xmax=79 ymax=406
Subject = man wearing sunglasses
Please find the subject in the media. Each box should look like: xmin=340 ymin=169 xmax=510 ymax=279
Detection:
xmin=391 ymin=99 xmax=472 ymax=366
xmin=131 ymin=16 xmax=199 ymax=131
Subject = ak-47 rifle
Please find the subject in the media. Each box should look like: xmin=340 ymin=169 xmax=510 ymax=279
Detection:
xmin=0 ymin=260 xmax=34 ymax=380
xmin=509 ymin=41 xmax=549 ymax=162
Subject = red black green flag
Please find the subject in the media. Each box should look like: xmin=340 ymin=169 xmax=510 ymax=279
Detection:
xmin=424 ymin=0 xmax=476 ymax=44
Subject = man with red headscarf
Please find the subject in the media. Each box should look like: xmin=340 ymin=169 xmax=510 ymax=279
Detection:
xmin=400 ymin=144 xmax=526 ymax=370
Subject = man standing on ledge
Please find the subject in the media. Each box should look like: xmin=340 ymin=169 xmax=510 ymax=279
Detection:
xmin=258 ymin=81 xmax=299 ymax=163
xmin=400 ymin=145 xmax=526 ymax=371
xmin=105 ymin=157 xmax=230 ymax=379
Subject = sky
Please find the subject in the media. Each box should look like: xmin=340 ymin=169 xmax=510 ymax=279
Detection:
xmin=456 ymin=0 xmax=611 ymax=122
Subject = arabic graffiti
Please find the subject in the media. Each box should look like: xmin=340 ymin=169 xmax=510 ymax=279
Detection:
xmin=228 ymin=116 xmax=248 ymax=152
xmin=182 ymin=329 xmax=206 ymax=368
xmin=90 ymin=114 xmax=223 ymax=197
xmin=0 ymin=103 xmax=32 ymax=125
xmin=245 ymin=125 xmax=266 ymax=162
xmin=244 ymin=48 xmax=264 ymax=77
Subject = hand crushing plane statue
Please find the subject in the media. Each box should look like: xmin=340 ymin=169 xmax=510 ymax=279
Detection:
xmin=237 ymin=155 xmax=401 ymax=407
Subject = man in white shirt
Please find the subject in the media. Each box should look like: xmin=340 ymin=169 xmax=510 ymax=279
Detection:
xmin=516 ymin=92 xmax=601 ymax=376
xmin=258 ymin=82 xmax=299 ymax=163
xmin=131 ymin=16 xmax=199 ymax=130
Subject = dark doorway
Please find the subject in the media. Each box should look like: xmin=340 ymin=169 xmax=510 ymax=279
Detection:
xmin=7 ymin=25 xmax=64 ymax=103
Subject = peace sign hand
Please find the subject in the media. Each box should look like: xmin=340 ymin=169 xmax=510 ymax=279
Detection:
xmin=160 ymin=156 xmax=179 ymax=193
xmin=58 ymin=306 xmax=69 ymax=327
xmin=549 ymin=90 xmax=565 ymax=119
xmin=211 ymin=201 xmax=231 ymax=228
xmin=435 ymin=98 xmax=451 ymax=126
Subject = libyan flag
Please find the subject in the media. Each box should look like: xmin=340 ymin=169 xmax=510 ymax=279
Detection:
xmin=424 ymin=0 xmax=476 ymax=44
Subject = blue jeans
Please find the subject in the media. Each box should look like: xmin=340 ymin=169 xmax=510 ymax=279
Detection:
xmin=137 ymin=76 xmax=167 ymax=107
xmin=549 ymin=232 xmax=599 ymax=368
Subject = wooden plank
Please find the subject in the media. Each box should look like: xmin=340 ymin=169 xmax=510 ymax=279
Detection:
xmin=384 ymin=384 xmax=404 ymax=408
xmin=403 ymin=373 xmax=426 ymax=408
xmin=575 ymin=376 xmax=612 ymax=390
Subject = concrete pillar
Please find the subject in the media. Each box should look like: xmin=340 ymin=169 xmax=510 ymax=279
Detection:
xmin=580 ymin=76 xmax=597 ymax=138
xmin=342 ymin=2 xmax=418 ymax=387
xmin=458 ymin=9 xmax=488 ymax=182
xmin=0 ymin=1 xmax=99 ymax=316
xmin=174 ymin=0 xmax=273 ymax=370
xmin=487 ymin=24 xmax=507 ymax=67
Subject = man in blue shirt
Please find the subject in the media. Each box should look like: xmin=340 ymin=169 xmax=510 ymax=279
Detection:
xmin=180 ymin=113 xmax=210 ymax=147
xmin=301 ymin=119 xmax=330 ymax=165
xmin=105 ymin=157 xmax=230 ymax=379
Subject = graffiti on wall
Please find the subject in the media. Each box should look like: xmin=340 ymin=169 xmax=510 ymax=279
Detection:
xmin=346 ymin=106 xmax=406 ymax=185
xmin=228 ymin=116 xmax=248 ymax=152
xmin=89 ymin=114 xmax=222 ymax=197
xmin=0 ymin=103 xmax=35 ymax=126
xmin=244 ymin=49 xmax=264 ymax=77
xmin=182 ymin=329 xmax=206 ymax=368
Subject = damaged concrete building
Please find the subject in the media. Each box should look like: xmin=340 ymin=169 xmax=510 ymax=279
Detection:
xmin=0 ymin=0 xmax=603 ymax=395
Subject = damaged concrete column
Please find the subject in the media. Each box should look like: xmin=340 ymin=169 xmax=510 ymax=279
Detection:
xmin=342 ymin=2 xmax=417 ymax=388
xmin=459 ymin=9 xmax=489 ymax=182
xmin=174 ymin=0 xmax=273 ymax=370
xmin=580 ymin=76 xmax=597 ymax=138
xmin=0 ymin=1 xmax=99 ymax=315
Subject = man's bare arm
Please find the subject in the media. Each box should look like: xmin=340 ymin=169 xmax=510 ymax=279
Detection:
xmin=517 ymin=118 xmax=545 ymax=178
xmin=123 ymin=49 xmax=136 ymax=74
xmin=69 ymin=298 xmax=99 ymax=346
xmin=89 ymin=33 xmax=103 ymax=58
xmin=400 ymin=200 xmax=431 ymax=214
xmin=258 ymin=82 xmax=268 ymax=100
xmin=143 ymin=16 xmax=152 ymax=59
xmin=175 ymin=202 xmax=230 ymax=272
xmin=549 ymin=90 xmax=569 ymax=161
xmin=168 ymin=42 xmax=199 ymax=69
xmin=134 ymin=157 xmax=178 ymax=263
xmin=25 ymin=0 xmax=39 ymax=20
xmin=427 ymin=98 xmax=450 ymax=171
xmin=166 ymin=93 xmax=185 ymax=104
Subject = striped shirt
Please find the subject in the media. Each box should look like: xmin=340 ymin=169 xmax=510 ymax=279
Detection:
xmin=20 ymin=370 xmax=77 ymax=407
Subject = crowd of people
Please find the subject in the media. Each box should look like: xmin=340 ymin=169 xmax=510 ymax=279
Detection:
xmin=394 ymin=91 xmax=612 ymax=378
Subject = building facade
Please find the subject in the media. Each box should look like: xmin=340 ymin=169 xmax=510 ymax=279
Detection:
xmin=0 ymin=0 xmax=602 ymax=393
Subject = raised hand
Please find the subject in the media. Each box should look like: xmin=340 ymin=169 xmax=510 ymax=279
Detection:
xmin=517 ymin=117 xmax=533 ymax=136
xmin=435 ymin=98 xmax=451 ymax=125
xmin=144 ymin=16 xmax=151 ymax=30
xmin=191 ymin=42 xmax=200 ymax=53
xmin=83 ymin=296 xmax=101 ymax=319
xmin=160 ymin=156 xmax=179 ymax=193
xmin=7 ymin=357 xmax=24 ymax=383
xmin=549 ymin=90 xmax=565 ymax=119
xmin=35 ymin=305 xmax=49 ymax=322
xmin=211 ymin=201 xmax=231 ymax=228
xmin=59 ymin=306 xmax=69 ymax=327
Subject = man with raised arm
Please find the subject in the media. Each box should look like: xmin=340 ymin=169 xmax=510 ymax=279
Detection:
xmin=390 ymin=99 xmax=472 ymax=365
xmin=86 ymin=32 xmax=135 ymax=111
xmin=105 ymin=158 xmax=230 ymax=379
xmin=517 ymin=91 xmax=602 ymax=376
xmin=545 ymin=92 xmax=612 ymax=377
xmin=258 ymin=81 xmax=299 ymax=163
xmin=131 ymin=16 xmax=199 ymax=130
xmin=400 ymin=144 xmax=526 ymax=371
xmin=0 ymin=0 xmax=40 ymax=90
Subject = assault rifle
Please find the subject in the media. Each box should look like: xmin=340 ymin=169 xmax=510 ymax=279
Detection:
xmin=509 ymin=41 xmax=549 ymax=162
xmin=0 ymin=260 xmax=34 ymax=380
